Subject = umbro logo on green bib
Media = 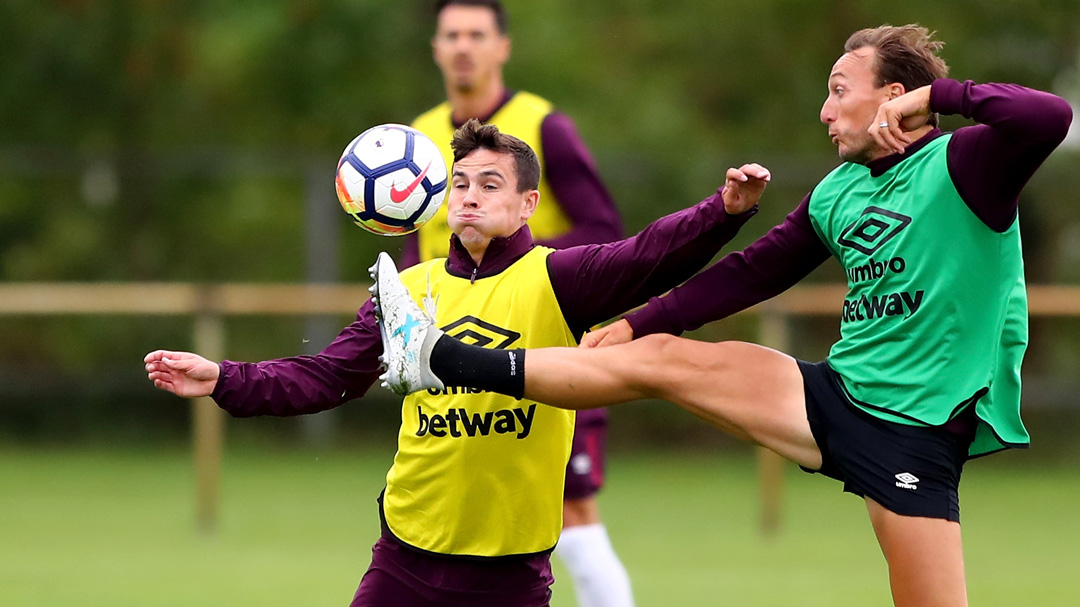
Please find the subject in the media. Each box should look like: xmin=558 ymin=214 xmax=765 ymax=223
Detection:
xmin=838 ymin=206 xmax=912 ymax=255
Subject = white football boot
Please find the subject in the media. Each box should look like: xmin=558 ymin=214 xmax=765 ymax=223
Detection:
xmin=370 ymin=252 xmax=445 ymax=395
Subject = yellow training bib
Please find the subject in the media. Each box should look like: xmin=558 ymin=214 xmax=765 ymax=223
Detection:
xmin=383 ymin=247 xmax=577 ymax=557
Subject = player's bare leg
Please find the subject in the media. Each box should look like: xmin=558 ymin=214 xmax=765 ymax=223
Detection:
xmin=520 ymin=335 xmax=822 ymax=469
xmin=374 ymin=256 xmax=818 ymax=466
xmin=562 ymin=496 xmax=600 ymax=527
xmin=866 ymin=498 xmax=968 ymax=607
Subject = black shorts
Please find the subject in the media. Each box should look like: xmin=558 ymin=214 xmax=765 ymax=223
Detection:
xmin=798 ymin=360 xmax=976 ymax=522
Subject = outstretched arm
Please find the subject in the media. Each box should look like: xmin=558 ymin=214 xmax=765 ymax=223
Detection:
xmin=623 ymin=195 xmax=831 ymax=338
xmin=146 ymin=299 xmax=383 ymax=417
xmin=548 ymin=164 xmax=770 ymax=335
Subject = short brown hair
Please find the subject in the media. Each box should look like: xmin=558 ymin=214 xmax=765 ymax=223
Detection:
xmin=845 ymin=24 xmax=949 ymax=126
xmin=450 ymin=119 xmax=541 ymax=192
xmin=435 ymin=0 xmax=508 ymax=34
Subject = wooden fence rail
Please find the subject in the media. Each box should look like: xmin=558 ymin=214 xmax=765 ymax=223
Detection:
xmin=4 ymin=282 xmax=1079 ymax=316
xmin=2 ymin=283 xmax=1077 ymax=535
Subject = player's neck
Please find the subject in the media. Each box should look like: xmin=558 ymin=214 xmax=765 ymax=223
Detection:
xmin=463 ymin=242 xmax=488 ymax=268
xmin=447 ymin=80 xmax=506 ymax=124
xmin=460 ymin=233 xmax=502 ymax=269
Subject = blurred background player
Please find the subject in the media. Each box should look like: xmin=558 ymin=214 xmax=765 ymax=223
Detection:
xmin=404 ymin=2 xmax=632 ymax=605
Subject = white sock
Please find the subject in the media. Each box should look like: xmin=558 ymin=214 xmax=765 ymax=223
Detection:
xmin=555 ymin=523 xmax=635 ymax=607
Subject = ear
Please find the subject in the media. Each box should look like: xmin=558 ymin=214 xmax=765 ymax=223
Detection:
xmin=887 ymin=82 xmax=907 ymax=100
xmin=520 ymin=189 xmax=539 ymax=221
xmin=497 ymin=34 xmax=512 ymax=65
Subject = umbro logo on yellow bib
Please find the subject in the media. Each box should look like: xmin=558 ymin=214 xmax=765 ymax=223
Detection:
xmin=442 ymin=316 xmax=521 ymax=349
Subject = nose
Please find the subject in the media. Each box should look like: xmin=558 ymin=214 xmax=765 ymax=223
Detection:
xmin=820 ymin=97 xmax=835 ymax=125
xmin=451 ymin=34 xmax=473 ymax=54
xmin=461 ymin=183 xmax=480 ymax=207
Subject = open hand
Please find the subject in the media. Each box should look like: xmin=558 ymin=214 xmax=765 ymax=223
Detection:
xmin=144 ymin=350 xmax=220 ymax=398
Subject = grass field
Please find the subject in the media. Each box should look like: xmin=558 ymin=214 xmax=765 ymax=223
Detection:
xmin=3 ymin=445 xmax=1079 ymax=606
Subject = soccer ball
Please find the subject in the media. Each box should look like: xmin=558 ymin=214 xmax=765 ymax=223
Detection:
xmin=335 ymin=124 xmax=448 ymax=236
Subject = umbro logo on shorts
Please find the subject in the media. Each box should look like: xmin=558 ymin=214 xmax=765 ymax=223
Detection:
xmin=894 ymin=472 xmax=920 ymax=490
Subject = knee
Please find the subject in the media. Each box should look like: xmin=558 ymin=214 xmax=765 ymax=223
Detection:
xmin=633 ymin=334 xmax=687 ymax=375
xmin=641 ymin=337 xmax=751 ymax=385
xmin=625 ymin=334 xmax=698 ymax=394
xmin=636 ymin=334 xmax=733 ymax=365
xmin=636 ymin=333 xmax=682 ymax=354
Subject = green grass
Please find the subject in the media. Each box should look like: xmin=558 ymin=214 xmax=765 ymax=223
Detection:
xmin=2 ymin=445 xmax=1078 ymax=606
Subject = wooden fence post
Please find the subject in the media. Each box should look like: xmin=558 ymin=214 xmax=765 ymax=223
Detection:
xmin=756 ymin=308 xmax=790 ymax=536
xmin=192 ymin=305 xmax=225 ymax=536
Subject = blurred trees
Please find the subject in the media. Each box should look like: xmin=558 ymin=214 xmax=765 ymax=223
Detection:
xmin=1 ymin=0 xmax=1078 ymax=442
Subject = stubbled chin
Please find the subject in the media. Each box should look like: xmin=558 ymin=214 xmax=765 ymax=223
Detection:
xmin=837 ymin=141 xmax=873 ymax=164
xmin=456 ymin=226 xmax=484 ymax=243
